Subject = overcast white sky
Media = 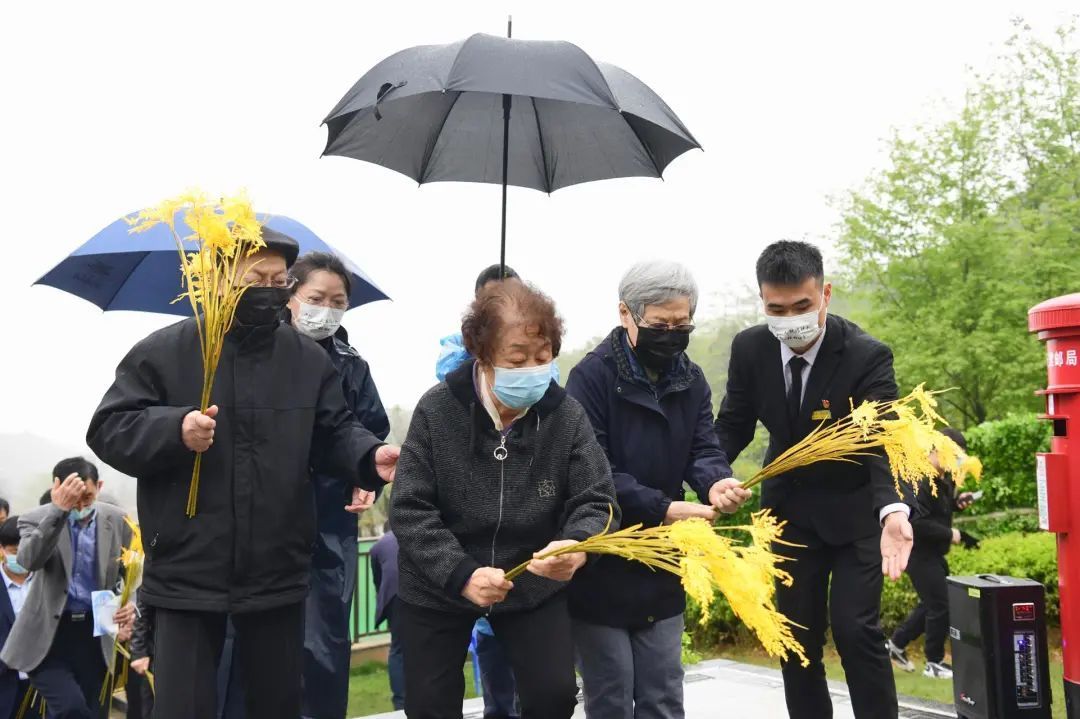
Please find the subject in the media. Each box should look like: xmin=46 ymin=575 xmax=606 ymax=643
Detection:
xmin=1 ymin=1 xmax=1076 ymax=450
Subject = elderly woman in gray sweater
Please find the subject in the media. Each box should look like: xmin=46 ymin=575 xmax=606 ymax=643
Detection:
xmin=391 ymin=278 xmax=618 ymax=719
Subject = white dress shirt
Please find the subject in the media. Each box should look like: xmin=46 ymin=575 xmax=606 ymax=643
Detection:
xmin=780 ymin=324 xmax=909 ymax=524
xmin=4 ymin=570 xmax=32 ymax=679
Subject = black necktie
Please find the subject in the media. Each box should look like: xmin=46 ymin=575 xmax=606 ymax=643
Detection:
xmin=787 ymin=356 xmax=808 ymax=423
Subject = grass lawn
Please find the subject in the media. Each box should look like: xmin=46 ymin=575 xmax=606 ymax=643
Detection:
xmin=347 ymin=661 xmax=479 ymax=717
xmin=715 ymin=632 xmax=1066 ymax=719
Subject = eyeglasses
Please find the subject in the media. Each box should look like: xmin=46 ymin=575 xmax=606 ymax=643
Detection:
xmin=633 ymin=312 xmax=695 ymax=333
xmin=244 ymin=276 xmax=298 ymax=290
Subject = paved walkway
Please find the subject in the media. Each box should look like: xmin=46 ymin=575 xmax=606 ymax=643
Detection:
xmin=358 ymin=659 xmax=958 ymax=719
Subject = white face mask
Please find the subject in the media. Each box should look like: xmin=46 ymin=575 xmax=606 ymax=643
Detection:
xmin=295 ymin=301 xmax=346 ymax=341
xmin=765 ymin=302 xmax=824 ymax=349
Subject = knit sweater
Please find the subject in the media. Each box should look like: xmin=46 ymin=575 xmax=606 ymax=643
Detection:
xmin=391 ymin=359 xmax=619 ymax=615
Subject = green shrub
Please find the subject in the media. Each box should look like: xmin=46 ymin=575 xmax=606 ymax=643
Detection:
xmin=690 ymin=530 xmax=1060 ymax=652
xmin=965 ymin=414 xmax=1051 ymax=514
xmin=880 ymin=531 xmax=1059 ymax=633
xmin=953 ymin=509 xmax=1040 ymax=537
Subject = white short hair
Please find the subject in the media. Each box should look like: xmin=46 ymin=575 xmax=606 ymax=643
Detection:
xmin=618 ymin=261 xmax=699 ymax=317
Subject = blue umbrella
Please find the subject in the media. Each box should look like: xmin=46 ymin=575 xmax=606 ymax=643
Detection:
xmin=34 ymin=213 xmax=390 ymax=315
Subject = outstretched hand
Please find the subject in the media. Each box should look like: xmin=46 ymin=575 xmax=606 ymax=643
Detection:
xmin=881 ymin=512 xmax=913 ymax=581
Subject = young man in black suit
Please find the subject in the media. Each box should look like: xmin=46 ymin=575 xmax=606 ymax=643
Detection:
xmin=714 ymin=240 xmax=915 ymax=719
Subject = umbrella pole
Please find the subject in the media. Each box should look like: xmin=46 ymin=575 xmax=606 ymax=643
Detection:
xmin=500 ymin=16 xmax=513 ymax=279
xmin=500 ymin=95 xmax=510 ymax=278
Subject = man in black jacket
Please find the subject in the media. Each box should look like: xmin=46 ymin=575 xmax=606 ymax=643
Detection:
xmin=714 ymin=241 xmax=915 ymax=719
xmin=887 ymin=427 xmax=975 ymax=679
xmin=87 ymin=230 xmax=399 ymax=719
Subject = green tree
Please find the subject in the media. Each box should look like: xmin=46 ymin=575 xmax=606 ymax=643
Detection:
xmin=836 ymin=22 xmax=1080 ymax=428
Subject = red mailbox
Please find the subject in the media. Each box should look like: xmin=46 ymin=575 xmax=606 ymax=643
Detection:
xmin=1029 ymin=293 xmax=1080 ymax=713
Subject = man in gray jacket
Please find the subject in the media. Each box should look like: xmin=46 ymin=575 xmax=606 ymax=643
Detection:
xmin=0 ymin=458 xmax=134 ymax=719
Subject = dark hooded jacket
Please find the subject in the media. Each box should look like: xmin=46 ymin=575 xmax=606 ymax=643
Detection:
xmin=565 ymin=328 xmax=733 ymax=628
xmin=303 ymin=328 xmax=389 ymax=719
xmin=87 ymin=316 xmax=385 ymax=614
xmin=911 ymin=472 xmax=961 ymax=557
xmin=391 ymin=359 xmax=618 ymax=615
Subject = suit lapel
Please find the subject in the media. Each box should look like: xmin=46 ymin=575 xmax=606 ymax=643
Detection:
xmin=798 ymin=317 xmax=845 ymax=434
xmin=0 ymin=579 xmax=13 ymax=624
xmin=96 ymin=511 xmax=114 ymax=591
xmin=58 ymin=521 xmax=74 ymax=583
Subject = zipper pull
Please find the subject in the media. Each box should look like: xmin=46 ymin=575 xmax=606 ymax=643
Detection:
xmin=494 ymin=436 xmax=508 ymax=462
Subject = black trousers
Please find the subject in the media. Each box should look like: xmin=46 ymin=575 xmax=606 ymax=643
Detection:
xmin=125 ymin=671 xmax=154 ymax=719
xmin=151 ymin=602 xmax=304 ymax=719
xmin=775 ymin=524 xmax=898 ymax=719
xmin=29 ymin=614 xmax=107 ymax=719
xmin=892 ymin=552 xmax=950 ymax=663
xmin=399 ymin=595 xmax=577 ymax=719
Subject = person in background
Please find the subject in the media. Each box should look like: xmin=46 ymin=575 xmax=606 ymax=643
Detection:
xmin=287 ymin=251 xmax=391 ymax=719
xmin=0 ymin=502 xmax=8 ymax=525
xmin=714 ymin=241 xmax=913 ymax=719
xmin=393 ymin=279 xmax=618 ymax=718
xmin=0 ymin=517 xmax=35 ymax=719
xmin=37 ymin=493 xmax=50 ymax=507
xmin=0 ymin=458 xmax=135 ymax=719
xmin=434 ymin=263 xmax=531 ymax=718
xmin=567 ymin=261 xmax=749 ymax=718
xmin=886 ymin=427 xmax=977 ymax=680
xmin=474 ymin=618 xmax=519 ymax=719
xmin=86 ymin=230 xmax=398 ymax=719
xmin=436 ymin=264 xmax=521 ymax=382
xmin=369 ymin=526 xmax=403 ymax=711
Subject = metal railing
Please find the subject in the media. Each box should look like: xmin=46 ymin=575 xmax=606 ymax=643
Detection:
xmin=350 ymin=538 xmax=390 ymax=641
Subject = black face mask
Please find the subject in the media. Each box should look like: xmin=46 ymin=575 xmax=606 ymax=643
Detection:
xmin=234 ymin=287 xmax=290 ymax=327
xmin=633 ymin=326 xmax=691 ymax=372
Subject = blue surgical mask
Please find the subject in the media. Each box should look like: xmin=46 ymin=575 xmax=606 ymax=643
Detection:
xmin=4 ymin=554 xmax=27 ymax=576
xmin=492 ymin=363 xmax=555 ymax=410
xmin=70 ymin=506 xmax=95 ymax=522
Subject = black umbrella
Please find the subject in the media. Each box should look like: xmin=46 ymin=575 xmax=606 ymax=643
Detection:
xmin=322 ymin=21 xmax=700 ymax=273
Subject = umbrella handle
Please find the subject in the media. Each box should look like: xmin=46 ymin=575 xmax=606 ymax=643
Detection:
xmin=373 ymin=81 xmax=408 ymax=121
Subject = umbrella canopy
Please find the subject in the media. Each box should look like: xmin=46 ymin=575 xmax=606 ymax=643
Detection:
xmin=323 ymin=33 xmax=700 ymax=193
xmin=35 ymin=213 xmax=390 ymax=316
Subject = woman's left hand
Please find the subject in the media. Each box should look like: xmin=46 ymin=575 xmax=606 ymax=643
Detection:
xmin=709 ymin=478 xmax=752 ymax=514
xmin=527 ymin=540 xmax=586 ymax=582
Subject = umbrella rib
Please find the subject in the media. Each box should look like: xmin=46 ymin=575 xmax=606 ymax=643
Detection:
xmin=418 ymin=91 xmax=464 ymax=184
xmin=530 ymin=97 xmax=552 ymax=194
xmin=622 ymin=113 xmax=663 ymax=178
xmin=579 ymin=57 xmax=663 ymax=178
xmin=100 ymin=250 xmax=156 ymax=312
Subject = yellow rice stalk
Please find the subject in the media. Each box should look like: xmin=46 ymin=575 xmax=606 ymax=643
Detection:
xmin=957 ymin=453 xmax=984 ymax=486
xmin=100 ymin=518 xmax=144 ymax=708
xmin=126 ymin=191 xmax=265 ymax=517
xmin=15 ymin=687 xmax=42 ymax=719
xmin=742 ymin=384 xmax=961 ymax=498
xmin=505 ymin=509 xmax=808 ymax=666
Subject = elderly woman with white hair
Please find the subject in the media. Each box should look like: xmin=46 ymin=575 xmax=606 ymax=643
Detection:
xmin=565 ymin=260 xmax=751 ymax=718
